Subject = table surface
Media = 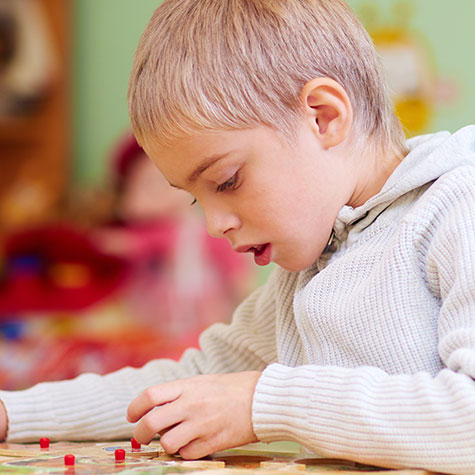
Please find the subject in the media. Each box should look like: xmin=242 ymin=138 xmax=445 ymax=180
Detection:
xmin=0 ymin=440 xmax=437 ymax=474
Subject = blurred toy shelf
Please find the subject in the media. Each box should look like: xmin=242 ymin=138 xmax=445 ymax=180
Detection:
xmin=0 ymin=118 xmax=39 ymax=144
xmin=0 ymin=0 xmax=71 ymax=233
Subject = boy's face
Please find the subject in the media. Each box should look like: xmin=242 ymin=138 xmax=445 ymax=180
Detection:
xmin=142 ymin=124 xmax=354 ymax=272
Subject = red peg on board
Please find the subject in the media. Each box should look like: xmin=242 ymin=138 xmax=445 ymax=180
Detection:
xmin=115 ymin=449 xmax=126 ymax=462
xmin=39 ymin=437 xmax=50 ymax=449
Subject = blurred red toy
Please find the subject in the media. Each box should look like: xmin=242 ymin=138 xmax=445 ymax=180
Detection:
xmin=0 ymin=224 xmax=130 ymax=315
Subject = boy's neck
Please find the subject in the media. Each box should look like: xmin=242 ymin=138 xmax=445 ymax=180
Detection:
xmin=348 ymin=144 xmax=406 ymax=209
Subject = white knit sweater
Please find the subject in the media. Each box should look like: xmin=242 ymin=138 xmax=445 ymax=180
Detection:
xmin=2 ymin=126 xmax=475 ymax=474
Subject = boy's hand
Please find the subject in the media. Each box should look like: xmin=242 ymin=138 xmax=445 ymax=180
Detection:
xmin=0 ymin=400 xmax=7 ymax=441
xmin=127 ymin=371 xmax=261 ymax=459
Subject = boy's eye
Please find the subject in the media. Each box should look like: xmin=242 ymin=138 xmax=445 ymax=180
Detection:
xmin=190 ymin=198 xmax=197 ymax=206
xmin=216 ymin=172 xmax=239 ymax=192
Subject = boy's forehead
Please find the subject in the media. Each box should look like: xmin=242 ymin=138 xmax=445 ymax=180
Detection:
xmin=143 ymin=126 xmax=278 ymax=155
xmin=142 ymin=132 xmax=223 ymax=166
xmin=144 ymin=128 xmax=240 ymax=149
xmin=142 ymin=129 xmax=233 ymax=165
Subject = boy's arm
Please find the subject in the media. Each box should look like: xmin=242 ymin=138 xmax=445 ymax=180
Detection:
xmin=0 ymin=268 xmax=280 ymax=443
xmin=253 ymin=170 xmax=475 ymax=475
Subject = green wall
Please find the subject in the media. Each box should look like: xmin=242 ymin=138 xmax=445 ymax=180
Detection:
xmin=73 ymin=0 xmax=160 ymax=184
xmin=73 ymin=0 xmax=475 ymax=184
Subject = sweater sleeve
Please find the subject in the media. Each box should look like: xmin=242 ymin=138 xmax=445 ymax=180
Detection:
xmin=0 ymin=268 xmax=280 ymax=443
xmin=253 ymin=170 xmax=475 ymax=475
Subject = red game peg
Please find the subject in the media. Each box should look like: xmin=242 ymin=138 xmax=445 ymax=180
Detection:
xmin=131 ymin=437 xmax=141 ymax=449
xmin=115 ymin=448 xmax=126 ymax=462
xmin=64 ymin=454 xmax=75 ymax=466
xmin=39 ymin=437 xmax=50 ymax=449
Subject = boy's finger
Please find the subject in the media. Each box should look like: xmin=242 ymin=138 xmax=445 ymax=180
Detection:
xmin=179 ymin=440 xmax=211 ymax=461
xmin=159 ymin=421 xmax=197 ymax=455
xmin=127 ymin=381 xmax=182 ymax=422
xmin=133 ymin=404 xmax=183 ymax=445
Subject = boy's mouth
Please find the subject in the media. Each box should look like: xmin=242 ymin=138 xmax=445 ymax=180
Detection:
xmin=235 ymin=243 xmax=272 ymax=266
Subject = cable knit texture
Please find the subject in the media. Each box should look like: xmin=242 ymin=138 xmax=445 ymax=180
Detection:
xmin=1 ymin=126 xmax=475 ymax=474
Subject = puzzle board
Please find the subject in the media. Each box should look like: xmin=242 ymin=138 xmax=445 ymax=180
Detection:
xmin=0 ymin=440 xmax=435 ymax=474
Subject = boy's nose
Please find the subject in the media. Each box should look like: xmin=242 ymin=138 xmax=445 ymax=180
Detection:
xmin=203 ymin=205 xmax=240 ymax=238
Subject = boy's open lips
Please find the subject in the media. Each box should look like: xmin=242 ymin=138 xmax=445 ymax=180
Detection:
xmin=235 ymin=243 xmax=272 ymax=266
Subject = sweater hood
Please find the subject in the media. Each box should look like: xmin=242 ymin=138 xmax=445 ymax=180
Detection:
xmin=333 ymin=125 xmax=475 ymax=240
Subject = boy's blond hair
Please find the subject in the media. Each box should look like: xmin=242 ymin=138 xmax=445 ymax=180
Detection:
xmin=128 ymin=0 xmax=406 ymax=153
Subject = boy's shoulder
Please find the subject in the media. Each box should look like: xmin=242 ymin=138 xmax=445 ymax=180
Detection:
xmin=401 ymin=161 xmax=475 ymax=206
xmin=430 ymin=163 xmax=475 ymax=197
xmin=411 ymin=163 xmax=475 ymax=235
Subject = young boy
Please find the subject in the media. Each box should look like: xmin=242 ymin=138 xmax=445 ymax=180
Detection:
xmin=1 ymin=1 xmax=474 ymax=473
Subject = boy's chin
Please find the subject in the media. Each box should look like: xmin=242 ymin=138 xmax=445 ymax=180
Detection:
xmin=276 ymin=257 xmax=318 ymax=273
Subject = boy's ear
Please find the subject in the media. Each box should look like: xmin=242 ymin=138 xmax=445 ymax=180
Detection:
xmin=300 ymin=77 xmax=353 ymax=149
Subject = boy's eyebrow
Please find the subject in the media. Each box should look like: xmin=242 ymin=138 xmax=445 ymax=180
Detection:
xmin=169 ymin=152 xmax=231 ymax=189
xmin=188 ymin=152 xmax=231 ymax=183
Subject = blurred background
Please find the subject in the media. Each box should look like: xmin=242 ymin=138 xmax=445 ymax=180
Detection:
xmin=0 ymin=0 xmax=473 ymax=390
